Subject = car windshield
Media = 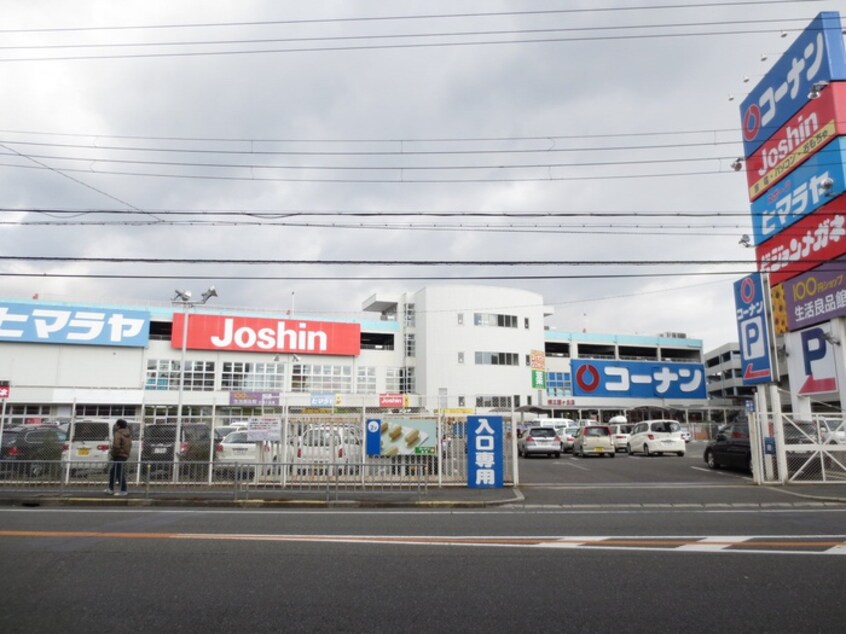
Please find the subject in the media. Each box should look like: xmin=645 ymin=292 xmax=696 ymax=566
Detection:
xmin=223 ymin=431 xmax=249 ymax=444
xmin=529 ymin=428 xmax=556 ymax=437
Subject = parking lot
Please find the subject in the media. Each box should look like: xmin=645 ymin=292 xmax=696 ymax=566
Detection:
xmin=517 ymin=440 xmax=747 ymax=486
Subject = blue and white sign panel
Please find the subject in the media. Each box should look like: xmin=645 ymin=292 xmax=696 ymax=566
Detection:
xmin=0 ymin=301 xmax=149 ymax=347
xmin=365 ymin=418 xmax=382 ymax=456
xmin=310 ymin=392 xmax=336 ymax=407
xmin=740 ymin=11 xmax=846 ymax=158
xmin=467 ymin=415 xmax=504 ymax=489
xmin=750 ymin=136 xmax=846 ymax=245
xmin=571 ymin=360 xmax=707 ymax=399
xmin=734 ymin=273 xmax=774 ymax=385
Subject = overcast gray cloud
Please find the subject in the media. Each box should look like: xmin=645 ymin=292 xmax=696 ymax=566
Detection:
xmin=1 ymin=0 xmax=842 ymax=350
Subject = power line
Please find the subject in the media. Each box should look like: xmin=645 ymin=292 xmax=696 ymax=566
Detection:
xmin=0 ymin=2 xmax=819 ymax=33
xmin=0 ymin=256 xmax=768 ymax=266
xmin=0 ymin=27 xmax=808 ymax=63
xmin=0 ymin=17 xmax=810 ymax=53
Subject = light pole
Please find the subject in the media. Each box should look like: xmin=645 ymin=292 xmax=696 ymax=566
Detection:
xmin=171 ymin=286 xmax=218 ymax=479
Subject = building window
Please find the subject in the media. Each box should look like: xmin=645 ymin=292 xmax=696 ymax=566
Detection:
xmin=458 ymin=352 xmax=464 ymax=364
xmin=405 ymin=333 xmax=416 ymax=358
xmin=145 ymin=359 xmax=214 ymax=391
xmin=357 ymin=366 xmax=376 ymax=394
xmin=525 ymin=354 xmax=531 ymax=366
xmin=182 ymin=361 xmax=216 ymax=391
xmin=400 ymin=367 xmax=416 ymax=394
xmin=458 ymin=396 xmax=465 ymax=407
xmin=292 ymin=363 xmax=352 ymax=393
xmin=546 ymin=372 xmax=572 ymax=398
xmin=75 ymin=405 xmax=137 ymax=418
xmin=475 ymin=395 xmax=512 ymax=408
xmin=524 ymin=317 xmax=530 ymax=329
xmin=6 ymin=404 xmax=52 ymax=426
xmin=221 ymin=362 xmax=284 ymax=391
xmin=474 ymin=312 xmax=517 ymax=328
xmin=474 ymin=352 xmax=519 ymax=366
xmin=405 ymin=303 xmax=416 ymax=327
xmin=457 ymin=313 xmax=464 ymax=325
xmin=385 ymin=368 xmax=401 ymax=393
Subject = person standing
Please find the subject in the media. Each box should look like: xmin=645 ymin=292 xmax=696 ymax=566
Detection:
xmin=106 ymin=419 xmax=132 ymax=496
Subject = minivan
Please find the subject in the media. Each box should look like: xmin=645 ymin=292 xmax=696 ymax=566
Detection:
xmin=627 ymin=419 xmax=686 ymax=457
xmin=61 ymin=420 xmax=113 ymax=474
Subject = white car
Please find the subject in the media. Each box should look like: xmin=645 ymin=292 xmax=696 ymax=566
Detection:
xmin=627 ymin=420 xmax=686 ymax=457
xmin=215 ymin=430 xmax=284 ymax=473
xmin=294 ymin=424 xmax=362 ymax=473
xmin=61 ymin=419 xmax=113 ymax=475
xmin=573 ymin=425 xmax=615 ymax=458
xmin=608 ymin=423 xmax=632 ymax=453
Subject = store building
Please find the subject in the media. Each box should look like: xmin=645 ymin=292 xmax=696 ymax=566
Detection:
xmin=0 ymin=285 xmax=740 ymax=428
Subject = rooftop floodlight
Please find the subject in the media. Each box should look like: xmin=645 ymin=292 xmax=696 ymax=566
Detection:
xmin=808 ymin=81 xmax=829 ymax=100
xmin=728 ymin=94 xmax=735 ymax=101
xmin=200 ymin=285 xmax=218 ymax=303
xmin=738 ymin=234 xmax=752 ymax=248
xmin=173 ymin=289 xmax=192 ymax=302
xmin=731 ymin=158 xmax=743 ymax=172
xmin=760 ymin=53 xmax=768 ymax=62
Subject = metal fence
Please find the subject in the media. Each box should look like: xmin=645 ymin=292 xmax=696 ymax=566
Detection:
xmin=0 ymin=415 xmax=516 ymax=495
xmin=756 ymin=414 xmax=846 ymax=484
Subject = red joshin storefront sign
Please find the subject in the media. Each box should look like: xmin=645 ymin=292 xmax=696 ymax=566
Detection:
xmin=171 ymin=313 xmax=361 ymax=356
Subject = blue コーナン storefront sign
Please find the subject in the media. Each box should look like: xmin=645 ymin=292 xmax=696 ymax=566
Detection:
xmin=0 ymin=301 xmax=149 ymax=347
xmin=740 ymin=12 xmax=846 ymax=158
xmin=570 ymin=359 xmax=707 ymax=399
xmin=467 ymin=416 xmax=503 ymax=488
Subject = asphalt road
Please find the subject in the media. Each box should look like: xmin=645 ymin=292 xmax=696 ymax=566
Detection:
xmin=1 ymin=441 xmax=844 ymax=632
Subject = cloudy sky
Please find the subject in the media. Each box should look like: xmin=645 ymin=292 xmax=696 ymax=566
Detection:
xmin=1 ymin=0 xmax=842 ymax=351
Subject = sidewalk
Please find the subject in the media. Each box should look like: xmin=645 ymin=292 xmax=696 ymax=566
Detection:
xmin=2 ymin=481 xmax=845 ymax=508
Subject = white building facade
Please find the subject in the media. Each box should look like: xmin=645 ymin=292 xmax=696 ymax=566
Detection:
xmin=0 ymin=285 xmax=738 ymax=428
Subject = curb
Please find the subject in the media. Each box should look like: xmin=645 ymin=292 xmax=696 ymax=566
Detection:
xmin=0 ymin=487 xmax=526 ymax=509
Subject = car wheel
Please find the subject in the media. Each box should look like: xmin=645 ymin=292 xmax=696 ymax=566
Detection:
xmin=609 ymin=453 xmax=615 ymax=458
xmin=626 ymin=444 xmax=633 ymax=455
xmin=705 ymin=449 xmax=718 ymax=469
xmin=643 ymin=444 xmax=651 ymax=457
xmin=746 ymin=454 xmax=753 ymax=474
xmin=555 ymin=452 xmax=561 ymax=459
xmin=676 ymin=451 xmax=685 ymax=457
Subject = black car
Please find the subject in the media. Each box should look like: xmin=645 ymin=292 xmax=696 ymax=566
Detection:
xmin=141 ymin=423 xmax=218 ymax=463
xmin=703 ymin=423 xmax=750 ymax=472
xmin=0 ymin=425 xmax=67 ymax=476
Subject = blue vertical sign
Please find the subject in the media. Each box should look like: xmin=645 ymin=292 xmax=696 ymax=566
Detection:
xmin=365 ymin=418 xmax=381 ymax=456
xmin=467 ymin=415 xmax=503 ymax=489
xmin=733 ymin=273 xmax=774 ymax=385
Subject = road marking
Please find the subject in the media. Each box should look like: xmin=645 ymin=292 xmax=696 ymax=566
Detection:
xmin=1 ymin=529 xmax=844 ymax=555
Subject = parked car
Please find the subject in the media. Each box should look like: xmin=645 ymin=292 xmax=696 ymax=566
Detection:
xmin=573 ymin=425 xmax=615 ymax=457
xmin=61 ymin=419 xmax=114 ymax=474
xmin=215 ymin=430 xmax=288 ymax=476
xmin=561 ymin=425 xmax=580 ymax=453
xmin=517 ymin=426 xmax=561 ymax=458
xmin=608 ymin=423 xmax=632 ymax=453
xmin=627 ymin=420 xmax=686 ymax=457
xmin=294 ymin=424 xmax=362 ymax=472
xmin=818 ymin=419 xmax=845 ymax=445
xmin=703 ymin=423 xmax=750 ymax=472
xmin=0 ymin=425 xmax=66 ymax=476
xmin=141 ymin=423 xmax=219 ymax=466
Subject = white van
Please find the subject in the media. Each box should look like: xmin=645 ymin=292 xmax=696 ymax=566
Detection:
xmin=627 ymin=420 xmax=685 ymax=457
xmin=61 ymin=419 xmax=113 ymax=474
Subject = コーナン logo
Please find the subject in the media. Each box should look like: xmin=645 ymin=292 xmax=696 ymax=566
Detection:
xmin=575 ymin=364 xmax=601 ymax=392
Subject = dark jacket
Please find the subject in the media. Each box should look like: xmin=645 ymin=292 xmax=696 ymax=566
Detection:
xmin=111 ymin=427 xmax=133 ymax=460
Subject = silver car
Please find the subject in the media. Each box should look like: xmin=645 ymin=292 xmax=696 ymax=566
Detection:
xmin=518 ymin=426 xmax=561 ymax=458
